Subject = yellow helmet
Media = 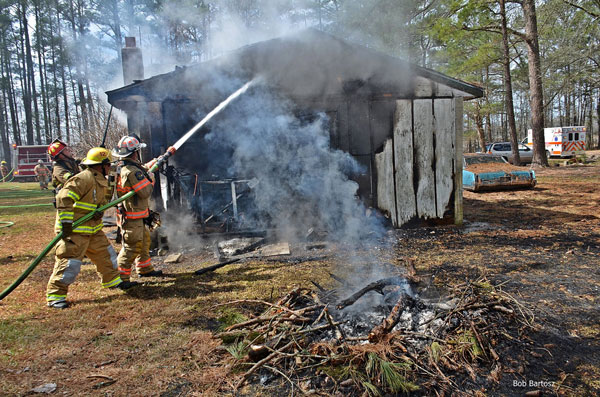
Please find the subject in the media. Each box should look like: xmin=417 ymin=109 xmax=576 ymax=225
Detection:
xmin=81 ymin=147 xmax=111 ymax=165
xmin=1 ymin=161 xmax=6 ymax=164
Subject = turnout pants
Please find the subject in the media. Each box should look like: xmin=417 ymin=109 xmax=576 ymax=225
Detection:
xmin=37 ymin=175 xmax=48 ymax=189
xmin=47 ymin=230 xmax=121 ymax=304
xmin=117 ymin=219 xmax=154 ymax=281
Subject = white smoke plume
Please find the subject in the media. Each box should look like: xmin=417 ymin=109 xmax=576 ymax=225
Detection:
xmin=198 ymin=82 xmax=387 ymax=244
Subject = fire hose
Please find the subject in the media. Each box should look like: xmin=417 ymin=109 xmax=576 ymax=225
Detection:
xmin=1 ymin=168 xmax=15 ymax=182
xmin=0 ymin=80 xmax=253 ymax=301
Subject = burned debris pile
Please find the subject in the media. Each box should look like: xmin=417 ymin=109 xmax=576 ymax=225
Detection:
xmin=211 ymin=276 xmax=535 ymax=395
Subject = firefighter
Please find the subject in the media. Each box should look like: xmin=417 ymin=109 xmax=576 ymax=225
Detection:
xmin=34 ymin=159 xmax=50 ymax=190
xmin=1 ymin=160 xmax=9 ymax=182
xmin=46 ymin=147 xmax=137 ymax=309
xmin=47 ymin=139 xmax=80 ymax=191
xmin=112 ymin=135 xmax=163 ymax=280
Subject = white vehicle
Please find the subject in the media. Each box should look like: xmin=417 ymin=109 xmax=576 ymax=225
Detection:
xmin=486 ymin=142 xmax=534 ymax=164
xmin=525 ymin=126 xmax=586 ymax=158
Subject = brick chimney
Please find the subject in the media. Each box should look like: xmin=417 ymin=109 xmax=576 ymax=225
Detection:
xmin=121 ymin=37 xmax=144 ymax=85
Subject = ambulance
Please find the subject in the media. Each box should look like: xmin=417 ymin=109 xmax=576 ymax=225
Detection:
xmin=525 ymin=126 xmax=586 ymax=158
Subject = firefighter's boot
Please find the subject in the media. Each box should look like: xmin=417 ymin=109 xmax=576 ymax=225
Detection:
xmin=139 ymin=269 xmax=164 ymax=277
xmin=111 ymin=280 xmax=138 ymax=290
xmin=48 ymin=300 xmax=70 ymax=309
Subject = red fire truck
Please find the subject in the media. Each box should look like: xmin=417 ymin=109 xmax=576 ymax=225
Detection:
xmin=11 ymin=144 xmax=51 ymax=180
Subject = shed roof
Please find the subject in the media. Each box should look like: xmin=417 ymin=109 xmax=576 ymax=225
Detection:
xmin=107 ymin=28 xmax=483 ymax=108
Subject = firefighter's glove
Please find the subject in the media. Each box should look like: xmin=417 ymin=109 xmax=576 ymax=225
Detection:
xmin=61 ymin=222 xmax=73 ymax=237
xmin=92 ymin=211 xmax=104 ymax=221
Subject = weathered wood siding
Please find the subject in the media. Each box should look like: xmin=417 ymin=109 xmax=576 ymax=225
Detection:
xmin=375 ymin=139 xmax=396 ymax=222
xmin=414 ymin=99 xmax=436 ymax=219
xmin=375 ymin=95 xmax=459 ymax=227
xmin=434 ymin=99 xmax=455 ymax=218
xmin=393 ymin=100 xmax=416 ymax=226
xmin=454 ymin=98 xmax=464 ymax=225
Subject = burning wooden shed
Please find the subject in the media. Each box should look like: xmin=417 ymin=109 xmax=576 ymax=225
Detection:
xmin=106 ymin=29 xmax=483 ymax=229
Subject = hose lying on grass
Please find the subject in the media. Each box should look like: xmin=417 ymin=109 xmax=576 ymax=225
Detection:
xmin=0 ymin=191 xmax=54 ymax=198
xmin=0 ymin=168 xmax=15 ymax=182
xmin=0 ymin=203 xmax=53 ymax=209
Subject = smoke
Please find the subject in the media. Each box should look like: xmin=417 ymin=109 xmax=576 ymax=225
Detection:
xmin=197 ymin=82 xmax=386 ymax=244
xmin=82 ymin=3 xmax=404 ymax=262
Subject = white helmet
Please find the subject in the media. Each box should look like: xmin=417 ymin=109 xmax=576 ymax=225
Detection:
xmin=38 ymin=159 xmax=44 ymax=164
xmin=112 ymin=135 xmax=147 ymax=158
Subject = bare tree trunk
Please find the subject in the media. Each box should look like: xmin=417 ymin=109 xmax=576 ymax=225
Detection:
xmin=109 ymin=0 xmax=123 ymax=60
xmin=0 ymin=96 xmax=11 ymax=164
xmin=558 ymin=96 xmax=563 ymax=126
xmin=580 ymin=86 xmax=587 ymax=126
xmin=565 ymin=68 xmax=571 ymax=125
xmin=49 ymin=18 xmax=61 ymax=140
xmin=587 ymin=86 xmax=593 ymax=149
xmin=522 ymin=0 xmax=548 ymax=167
xmin=55 ymin=0 xmax=70 ymax=141
xmin=68 ymin=65 xmax=82 ymax=139
xmin=1 ymin=37 xmax=22 ymax=145
xmin=0 ymin=47 xmax=12 ymax=164
xmin=17 ymin=4 xmax=34 ymax=145
xmin=35 ymin=1 xmax=51 ymax=143
xmin=68 ymin=0 xmax=89 ymax=134
xmin=580 ymin=91 xmax=583 ymax=125
xmin=500 ymin=0 xmax=520 ymax=164
xmin=596 ymin=90 xmax=600 ymax=149
xmin=484 ymin=67 xmax=493 ymax=142
xmin=473 ymin=101 xmax=486 ymax=152
xmin=85 ymin=76 xmax=94 ymax=122
xmin=21 ymin=1 xmax=42 ymax=144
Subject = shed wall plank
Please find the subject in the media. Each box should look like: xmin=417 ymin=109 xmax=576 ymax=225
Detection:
xmin=414 ymin=77 xmax=433 ymax=97
xmin=454 ymin=98 xmax=464 ymax=225
xmin=434 ymin=82 xmax=454 ymax=97
xmin=375 ymin=139 xmax=397 ymax=223
xmin=434 ymin=99 xmax=455 ymax=218
xmin=413 ymin=99 xmax=437 ymax=218
xmin=393 ymin=100 xmax=416 ymax=226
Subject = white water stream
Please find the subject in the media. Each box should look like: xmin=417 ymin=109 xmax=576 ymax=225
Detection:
xmin=172 ymin=80 xmax=254 ymax=150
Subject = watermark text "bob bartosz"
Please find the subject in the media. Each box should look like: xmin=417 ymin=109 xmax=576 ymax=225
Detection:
xmin=513 ymin=379 xmax=555 ymax=388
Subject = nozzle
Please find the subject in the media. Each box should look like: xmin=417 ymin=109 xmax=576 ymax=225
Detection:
xmin=147 ymin=147 xmax=178 ymax=173
xmin=144 ymin=159 xmax=157 ymax=170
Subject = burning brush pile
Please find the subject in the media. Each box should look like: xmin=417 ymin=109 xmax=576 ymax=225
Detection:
xmin=212 ymin=274 xmax=535 ymax=395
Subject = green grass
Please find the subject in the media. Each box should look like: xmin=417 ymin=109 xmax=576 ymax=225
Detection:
xmin=0 ymin=182 xmax=54 ymax=214
xmin=0 ymin=181 xmax=50 ymax=192
xmin=0 ymin=317 xmax=44 ymax=364
xmin=216 ymin=308 xmax=248 ymax=332
xmin=0 ymin=182 xmax=56 ymax=257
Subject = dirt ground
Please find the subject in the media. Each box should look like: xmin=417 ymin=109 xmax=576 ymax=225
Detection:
xmin=1 ymin=156 xmax=599 ymax=396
